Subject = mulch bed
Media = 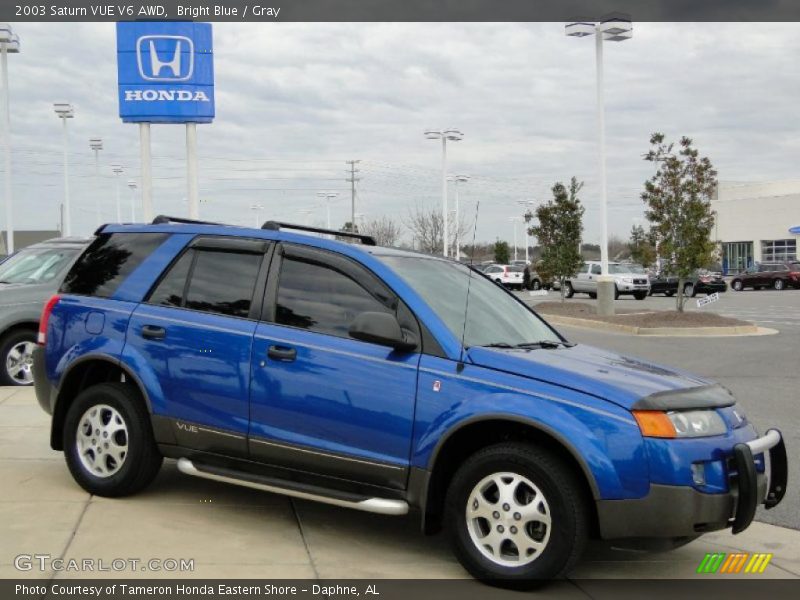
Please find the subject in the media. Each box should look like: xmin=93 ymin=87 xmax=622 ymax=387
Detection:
xmin=534 ymin=301 xmax=751 ymax=328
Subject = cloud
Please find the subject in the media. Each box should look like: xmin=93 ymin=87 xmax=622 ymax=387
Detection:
xmin=1 ymin=22 xmax=799 ymax=246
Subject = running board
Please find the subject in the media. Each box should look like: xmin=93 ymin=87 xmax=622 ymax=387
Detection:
xmin=176 ymin=458 xmax=409 ymax=516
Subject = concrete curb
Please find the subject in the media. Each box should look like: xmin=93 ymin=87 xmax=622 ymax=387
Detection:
xmin=542 ymin=314 xmax=779 ymax=337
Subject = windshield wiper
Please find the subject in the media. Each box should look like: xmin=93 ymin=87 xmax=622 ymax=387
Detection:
xmin=479 ymin=342 xmax=515 ymax=348
xmin=514 ymin=340 xmax=575 ymax=349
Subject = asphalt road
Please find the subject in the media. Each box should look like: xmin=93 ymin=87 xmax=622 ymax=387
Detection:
xmin=518 ymin=287 xmax=800 ymax=530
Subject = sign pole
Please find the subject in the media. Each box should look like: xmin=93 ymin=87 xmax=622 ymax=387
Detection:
xmin=186 ymin=123 xmax=199 ymax=219
xmin=139 ymin=122 xmax=153 ymax=222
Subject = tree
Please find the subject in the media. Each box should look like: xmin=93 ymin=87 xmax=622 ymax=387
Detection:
xmin=359 ymin=216 xmax=402 ymax=247
xmin=629 ymin=224 xmax=656 ymax=268
xmin=493 ymin=240 xmax=510 ymax=264
xmin=526 ymin=177 xmax=585 ymax=302
xmin=642 ymin=133 xmax=717 ymax=311
xmin=404 ymin=204 xmax=470 ymax=256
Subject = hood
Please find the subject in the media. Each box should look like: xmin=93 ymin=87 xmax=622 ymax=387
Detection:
xmin=467 ymin=343 xmax=710 ymax=410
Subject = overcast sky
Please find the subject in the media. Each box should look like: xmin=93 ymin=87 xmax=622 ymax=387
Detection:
xmin=3 ymin=22 xmax=800 ymax=246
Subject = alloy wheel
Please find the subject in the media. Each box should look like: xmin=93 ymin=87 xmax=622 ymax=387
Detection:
xmin=75 ymin=404 xmax=129 ymax=478
xmin=5 ymin=341 xmax=36 ymax=385
xmin=465 ymin=471 xmax=552 ymax=568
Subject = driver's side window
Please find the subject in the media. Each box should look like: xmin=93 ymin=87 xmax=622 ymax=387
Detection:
xmin=591 ymin=264 xmax=601 ymax=275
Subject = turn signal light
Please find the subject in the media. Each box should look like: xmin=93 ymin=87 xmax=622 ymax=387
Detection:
xmin=632 ymin=410 xmax=676 ymax=438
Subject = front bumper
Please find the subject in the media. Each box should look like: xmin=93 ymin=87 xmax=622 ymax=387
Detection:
xmin=597 ymin=429 xmax=787 ymax=539
xmin=617 ymin=282 xmax=650 ymax=292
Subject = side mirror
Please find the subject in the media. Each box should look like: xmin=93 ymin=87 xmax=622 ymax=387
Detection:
xmin=349 ymin=312 xmax=416 ymax=352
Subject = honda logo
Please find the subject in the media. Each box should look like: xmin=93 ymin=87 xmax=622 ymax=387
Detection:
xmin=136 ymin=35 xmax=194 ymax=81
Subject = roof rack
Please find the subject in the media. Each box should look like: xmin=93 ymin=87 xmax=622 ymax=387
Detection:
xmin=152 ymin=215 xmax=223 ymax=226
xmin=261 ymin=221 xmax=377 ymax=246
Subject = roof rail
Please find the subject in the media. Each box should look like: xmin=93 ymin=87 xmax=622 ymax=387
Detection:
xmin=152 ymin=215 xmax=223 ymax=226
xmin=261 ymin=221 xmax=377 ymax=246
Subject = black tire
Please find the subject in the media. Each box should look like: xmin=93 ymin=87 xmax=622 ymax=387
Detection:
xmin=684 ymin=283 xmax=697 ymax=298
xmin=0 ymin=329 xmax=37 ymax=386
xmin=588 ymin=292 xmax=597 ymax=299
xmin=63 ymin=382 xmax=162 ymax=497
xmin=563 ymin=281 xmax=574 ymax=298
xmin=774 ymin=279 xmax=785 ymax=291
xmin=731 ymin=280 xmax=743 ymax=291
xmin=444 ymin=443 xmax=589 ymax=589
xmin=532 ymin=280 xmax=541 ymax=291
xmin=634 ymin=291 xmax=648 ymax=300
xmin=665 ymin=289 xmax=675 ymax=297
xmin=613 ymin=286 xmax=620 ymax=300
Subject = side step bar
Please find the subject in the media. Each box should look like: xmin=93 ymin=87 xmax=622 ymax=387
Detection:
xmin=176 ymin=458 xmax=409 ymax=516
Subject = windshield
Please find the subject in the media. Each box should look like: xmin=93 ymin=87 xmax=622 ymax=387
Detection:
xmin=0 ymin=247 xmax=80 ymax=284
xmin=379 ymin=256 xmax=561 ymax=348
xmin=608 ymin=264 xmax=640 ymax=274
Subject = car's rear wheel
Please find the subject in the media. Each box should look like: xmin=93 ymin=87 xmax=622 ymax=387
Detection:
xmin=532 ymin=280 xmax=541 ymax=291
xmin=63 ymin=382 xmax=162 ymax=497
xmin=774 ymin=279 xmax=785 ymax=291
xmin=0 ymin=330 xmax=37 ymax=386
xmin=684 ymin=283 xmax=696 ymax=297
xmin=732 ymin=279 xmax=743 ymax=291
xmin=445 ymin=443 xmax=588 ymax=589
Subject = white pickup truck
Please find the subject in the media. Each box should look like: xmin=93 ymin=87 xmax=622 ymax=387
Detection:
xmin=564 ymin=261 xmax=650 ymax=300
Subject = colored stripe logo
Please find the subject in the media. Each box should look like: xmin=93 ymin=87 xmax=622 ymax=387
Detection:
xmin=696 ymin=552 xmax=772 ymax=574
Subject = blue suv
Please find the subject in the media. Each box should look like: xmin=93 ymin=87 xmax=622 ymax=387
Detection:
xmin=33 ymin=217 xmax=787 ymax=587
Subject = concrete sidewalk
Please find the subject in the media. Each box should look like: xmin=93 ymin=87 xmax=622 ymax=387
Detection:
xmin=1 ymin=386 xmax=797 ymax=588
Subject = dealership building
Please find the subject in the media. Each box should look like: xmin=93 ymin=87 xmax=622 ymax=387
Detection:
xmin=711 ymin=180 xmax=800 ymax=274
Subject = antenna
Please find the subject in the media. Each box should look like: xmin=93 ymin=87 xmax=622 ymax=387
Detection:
xmin=458 ymin=201 xmax=480 ymax=370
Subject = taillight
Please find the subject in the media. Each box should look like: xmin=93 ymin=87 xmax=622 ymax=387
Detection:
xmin=37 ymin=294 xmax=60 ymax=346
xmin=790 ymin=272 xmax=800 ymax=279
xmin=503 ymin=266 xmax=508 ymax=274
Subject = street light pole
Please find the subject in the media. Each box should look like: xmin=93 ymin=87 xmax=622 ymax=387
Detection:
xmin=127 ymin=180 xmax=137 ymax=222
xmin=89 ymin=138 xmax=103 ymax=226
xmin=516 ymin=200 xmax=536 ymax=263
xmin=425 ymin=129 xmax=464 ymax=257
xmin=0 ymin=24 xmax=19 ymax=254
xmin=508 ymin=217 xmax=521 ymax=262
xmin=250 ymin=203 xmax=263 ymax=228
xmin=53 ymin=103 xmax=75 ymax=236
xmin=111 ymin=165 xmax=123 ymax=222
xmin=566 ymin=16 xmax=632 ymax=315
xmin=448 ymin=174 xmax=470 ymax=260
xmin=317 ymin=191 xmax=339 ymax=229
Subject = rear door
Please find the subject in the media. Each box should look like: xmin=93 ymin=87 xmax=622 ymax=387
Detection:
xmin=123 ymin=236 xmax=271 ymax=457
xmin=248 ymin=244 xmax=421 ymax=490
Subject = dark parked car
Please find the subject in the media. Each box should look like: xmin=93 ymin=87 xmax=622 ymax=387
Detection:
xmin=730 ymin=261 xmax=800 ymax=291
xmin=649 ymin=271 xmax=728 ymax=298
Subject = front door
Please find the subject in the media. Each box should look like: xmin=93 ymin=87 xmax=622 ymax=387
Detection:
xmin=124 ymin=237 xmax=271 ymax=457
xmin=249 ymin=244 xmax=421 ymax=490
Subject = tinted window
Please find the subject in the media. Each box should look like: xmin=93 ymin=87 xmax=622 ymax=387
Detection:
xmin=147 ymin=250 xmax=195 ymax=308
xmin=591 ymin=264 xmax=601 ymax=275
xmin=276 ymin=257 xmax=393 ymax=338
xmin=61 ymin=233 xmax=168 ymax=297
xmin=0 ymin=246 xmax=80 ymax=284
xmin=508 ymin=266 xmax=524 ymax=273
xmin=184 ymin=250 xmax=262 ymax=318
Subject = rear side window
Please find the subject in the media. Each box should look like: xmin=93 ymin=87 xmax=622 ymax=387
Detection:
xmin=61 ymin=233 xmax=168 ymax=298
xmin=148 ymin=248 xmax=262 ymax=319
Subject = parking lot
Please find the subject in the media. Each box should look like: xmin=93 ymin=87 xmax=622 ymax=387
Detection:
xmin=0 ymin=287 xmax=797 ymax=583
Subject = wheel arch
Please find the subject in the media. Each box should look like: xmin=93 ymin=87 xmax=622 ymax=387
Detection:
xmin=417 ymin=415 xmax=600 ymax=535
xmin=50 ymin=354 xmax=152 ymax=451
xmin=0 ymin=320 xmax=39 ymax=341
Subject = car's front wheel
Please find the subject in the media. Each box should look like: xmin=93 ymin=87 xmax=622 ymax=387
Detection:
xmin=684 ymin=283 xmax=697 ymax=297
xmin=634 ymin=291 xmax=648 ymax=300
xmin=0 ymin=329 xmax=37 ymax=386
xmin=774 ymin=279 xmax=785 ymax=291
xmin=445 ymin=443 xmax=588 ymax=589
xmin=732 ymin=279 xmax=743 ymax=291
xmin=63 ymin=382 xmax=162 ymax=497
xmin=563 ymin=281 xmax=574 ymax=298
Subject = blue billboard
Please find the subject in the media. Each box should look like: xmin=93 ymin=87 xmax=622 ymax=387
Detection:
xmin=117 ymin=22 xmax=214 ymax=123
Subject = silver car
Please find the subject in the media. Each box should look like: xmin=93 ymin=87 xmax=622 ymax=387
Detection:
xmin=564 ymin=261 xmax=650 ymax=300
xmin=0 ymin=238 xmax=89 ymax=385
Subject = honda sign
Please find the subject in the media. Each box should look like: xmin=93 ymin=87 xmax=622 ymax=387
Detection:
xmin=117 ymin=22 xmax=214 ymax=123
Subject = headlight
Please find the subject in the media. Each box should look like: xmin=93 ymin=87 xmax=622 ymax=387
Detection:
xmin=633 ymin=409 xmax=727 ymax=438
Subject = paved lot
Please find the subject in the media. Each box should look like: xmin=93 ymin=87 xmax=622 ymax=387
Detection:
xmin=1 ymin=384 xmax=798 ymax=585
xmin=520 ymin=288 xmax=800 ymax=530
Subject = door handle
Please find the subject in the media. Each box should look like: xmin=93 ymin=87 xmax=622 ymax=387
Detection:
xmin=268 ymin=345 xmax=297 ymax=362
xmin=141 ymin=325 xmax=166 ymax=340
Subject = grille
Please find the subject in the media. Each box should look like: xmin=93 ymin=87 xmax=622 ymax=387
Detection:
xmin=634 ymin=278 xmax=647 ymax=285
